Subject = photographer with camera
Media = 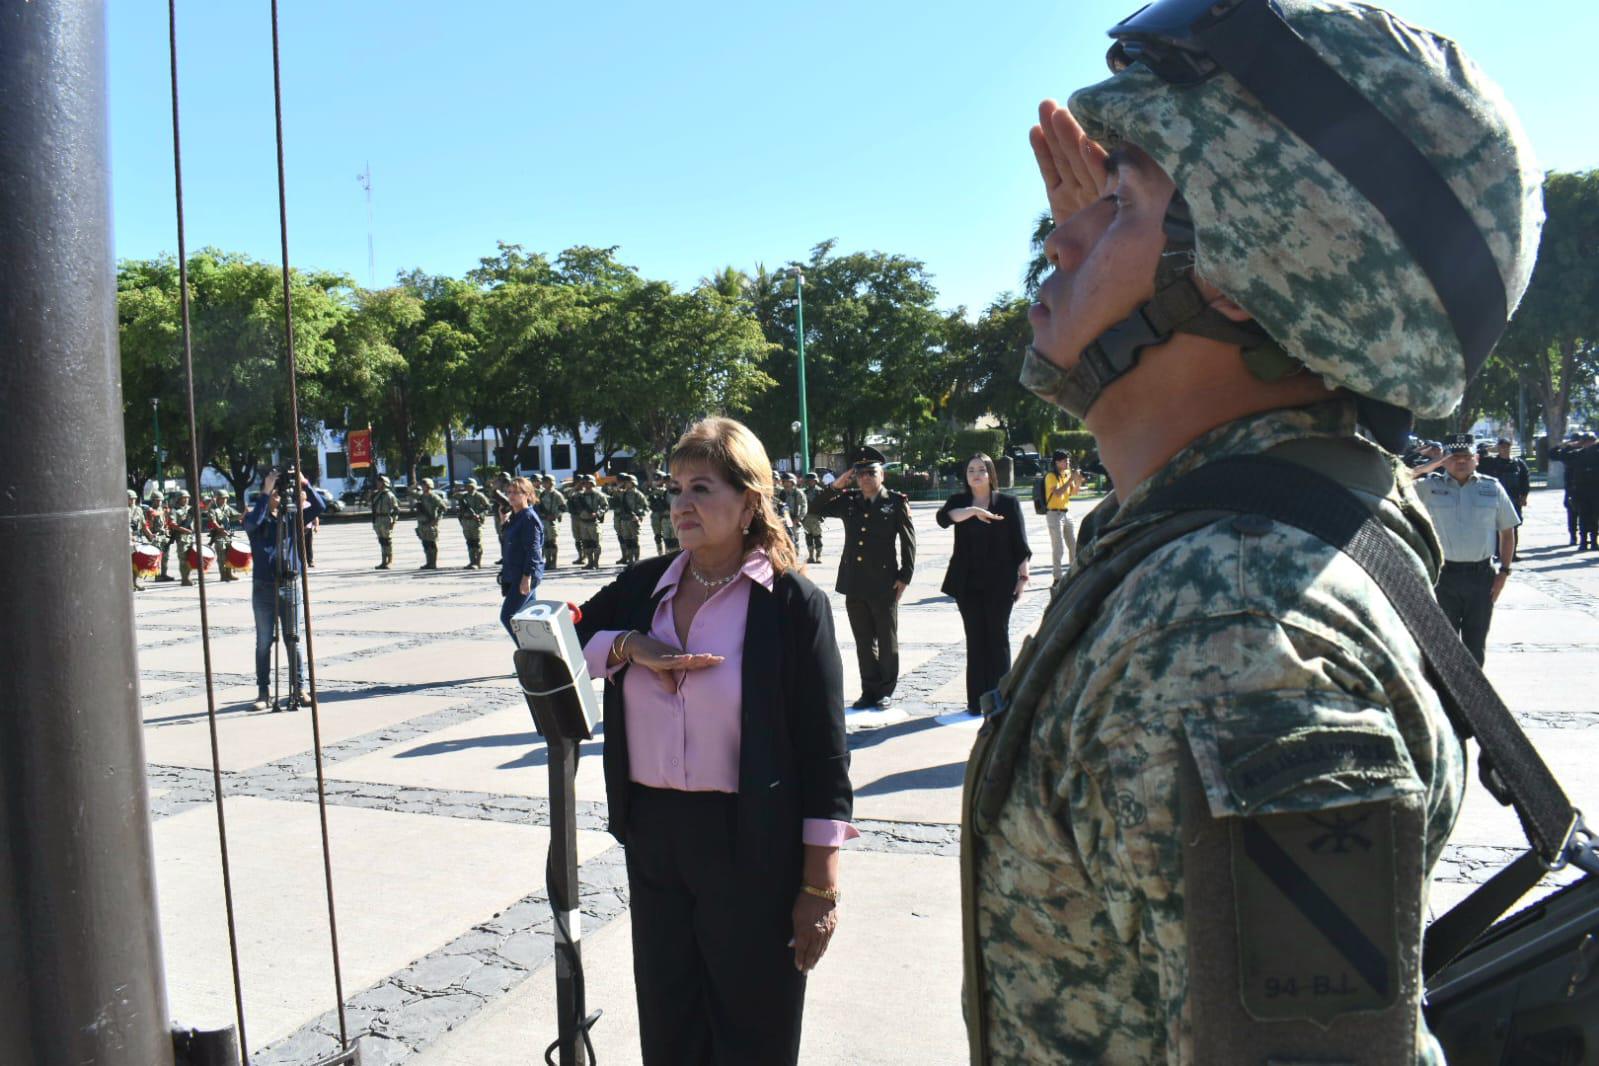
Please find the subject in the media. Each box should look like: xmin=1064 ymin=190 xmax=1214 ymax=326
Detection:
xmin=244 ymin=466 xmax=325 ymax=711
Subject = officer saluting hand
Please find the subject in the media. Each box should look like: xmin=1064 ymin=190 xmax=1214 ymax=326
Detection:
xmin=814 ymin=446 xmax=915 ymax=709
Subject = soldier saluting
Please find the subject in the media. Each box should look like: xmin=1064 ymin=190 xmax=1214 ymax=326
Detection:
xmin=813 ymin=446 xmax=916 ymax=709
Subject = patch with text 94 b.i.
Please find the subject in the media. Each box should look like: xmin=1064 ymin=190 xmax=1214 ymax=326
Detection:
xmin=1231 ymin=800 xmax=1398 ymax=1025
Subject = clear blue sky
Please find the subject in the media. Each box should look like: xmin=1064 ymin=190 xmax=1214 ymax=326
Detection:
xmin=109 ymin=0 xmax=1599 ymax=317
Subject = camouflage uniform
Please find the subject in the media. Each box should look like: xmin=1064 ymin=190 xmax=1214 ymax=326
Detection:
xmin=414 ymin=480 xmax=448 ymax=569
xmin=208 ymin=494 xmax=239 ymax=582
xmin=611 ymin=476 xmax=649 ymax=565
xmin=146 ymin=494 xmax=174 ymax=581
xmin=128 ymin=490 xmax=149 ymax=590
xmin=801 ymin=476 xmax=825 ymax=563
xmin=778 ymin=477 xmax=807 ymax=551
xmin=171 ymin=494 xmax=197 ymax=586
xmin=457 ymin=479 xmax=491 ymax=569
xmin=536 ymin=480 xmax=566 ymax=569
xmin=647 ymin=472 xmax=677 ymax=554
xmin=568 ymin=479 xmax=609 ymax=569
xmin=967 ymin=402 xmax=1462 ymax=1063
xmin=964 ymin=2 xmax=1542 ymax=1062
xmin=371 ymin=479 xmax=399 ymax=569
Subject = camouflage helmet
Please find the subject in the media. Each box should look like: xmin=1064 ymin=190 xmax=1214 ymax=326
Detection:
xmin=464 ymin=478 xmax=478 ymax=489
xmin=377 ymin=474 xmax=391 ymax=486
xmin=127 ymin=488 xmax=138 ymax=500
xmin=618 ymin=472 xmax=636 ymax=484
xmin=1067 ymin=0 xmax=1542 ymax=418
xmin=420 ymin=477 xmax=434 ymax=489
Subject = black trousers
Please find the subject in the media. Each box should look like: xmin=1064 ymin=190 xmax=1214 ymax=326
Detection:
xmin=625 ymin=785 xmax=805 ymax=1066
xmin=955 ymin=588 xmax=1015 ymax=713
xmin=845 ymin=593 xmax=899 ymax=701
xmin=1579 ymin=492 xmax=1599 ymax=545
xmin=1435 ymin=562 xmax=1495 ymax=665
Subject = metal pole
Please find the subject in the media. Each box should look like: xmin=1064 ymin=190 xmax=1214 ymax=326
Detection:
xmin=795 ymin=270 xmax=811 ymax=471
xmin=153 ymin=396 xmax=163 ymax=489
xmin=0 ymin=3 xmax=175 ymax=1064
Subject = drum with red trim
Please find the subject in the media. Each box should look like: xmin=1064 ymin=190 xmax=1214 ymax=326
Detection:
xmin=185 ymin=544 xmax=217 ymax=572
xmin=225 ymin=539 xmax=253 ymax=573
xmin=132 ymin=543 xmax=161 ymax=578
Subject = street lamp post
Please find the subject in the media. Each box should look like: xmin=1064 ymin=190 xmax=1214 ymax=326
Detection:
xmin=794 ymin=269 xmax=811 ymax=473
xmin=151 ymin=396 xmax=161 ymax=490
xmin=790 ymin=420 xmax=802 ymax=473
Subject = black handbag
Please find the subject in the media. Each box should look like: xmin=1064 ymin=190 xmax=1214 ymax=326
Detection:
xmin=1140 ymin=456 xmax=1599 ymax=1065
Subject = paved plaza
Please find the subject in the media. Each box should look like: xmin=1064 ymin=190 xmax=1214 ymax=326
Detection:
xmin=132 ymin=491 xmax=1599 ymax=1064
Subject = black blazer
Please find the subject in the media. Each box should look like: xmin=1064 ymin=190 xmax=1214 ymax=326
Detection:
xmin=935 ymin=490 xmax=1031 ymax=598
xmin=575 ymin=553 xmax=852 ymax=894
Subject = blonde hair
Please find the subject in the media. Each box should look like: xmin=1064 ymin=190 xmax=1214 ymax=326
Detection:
xmin=669 ymin=417 xmax=800 ymax=575
xmin=509 ymin=476 xmax=536 ymax=497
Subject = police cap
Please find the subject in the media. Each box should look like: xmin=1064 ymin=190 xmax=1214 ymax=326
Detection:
xmin=1442 ymin=433 xmax=1475 ymax=454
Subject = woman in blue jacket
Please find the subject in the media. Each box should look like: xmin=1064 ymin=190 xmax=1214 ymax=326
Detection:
xmin=498 ymin=476 xmax=545 ymax=637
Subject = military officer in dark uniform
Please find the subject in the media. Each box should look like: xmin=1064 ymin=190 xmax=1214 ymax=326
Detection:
xmin=1477 ymin=437 xmax=1530 ymax=559
xmin=1551 ymin=432 xmax=1599 ymax=550
xmin=814 ymin=446 xmax=916 ymax=709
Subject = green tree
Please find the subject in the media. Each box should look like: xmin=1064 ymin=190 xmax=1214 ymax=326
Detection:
xmin=118 ymin=250 xmax=349 ymax=499
xmin=1493 ymin=170 xmax=1599 ymax=446
xmin=945 ymin=294 xmax=1068 ymax=451
xmin=590 ymin=280 xmax=775 ymax=463
xmin=747 ymin=241 xmax=948 ymax=463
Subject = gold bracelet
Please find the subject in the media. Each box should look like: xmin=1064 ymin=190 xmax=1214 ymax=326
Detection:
xmin=801 ymin=884 xmax=841 ymax=903
xmin=612 ymin=630 xmax=634 ymax=664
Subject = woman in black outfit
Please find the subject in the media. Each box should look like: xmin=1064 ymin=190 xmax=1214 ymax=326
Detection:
xmin=936 ymin=453 xmax=1031 ymax=714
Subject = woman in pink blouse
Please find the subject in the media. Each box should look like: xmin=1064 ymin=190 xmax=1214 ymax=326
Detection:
xmin=577 ymin=417 xmax=854 ymax=1066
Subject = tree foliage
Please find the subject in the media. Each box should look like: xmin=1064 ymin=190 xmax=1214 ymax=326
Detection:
xmin=1489 ymin=170 xmax=1599 ymax=444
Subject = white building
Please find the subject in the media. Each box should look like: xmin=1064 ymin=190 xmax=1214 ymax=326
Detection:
xmin=310 ymin=423 xmax=618 ymax=493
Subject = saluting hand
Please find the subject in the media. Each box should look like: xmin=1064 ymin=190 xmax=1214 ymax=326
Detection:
xmin=620 ymin=632 xmax=724 ymax=691
xmin=1030 ymin=99 xmax=1111 ymax=226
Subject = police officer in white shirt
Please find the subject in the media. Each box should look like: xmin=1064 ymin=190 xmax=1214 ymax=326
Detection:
xmin=1418 ymin=433 xmax=1520 ymax=664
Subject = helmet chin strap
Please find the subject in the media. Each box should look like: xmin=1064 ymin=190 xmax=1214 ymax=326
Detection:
xmin=1020 ymin=194 xmax=1272 ymax=420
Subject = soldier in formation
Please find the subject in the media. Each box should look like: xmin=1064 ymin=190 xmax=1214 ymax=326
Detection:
xmin=371 ymin=474 xmax=399 ymax=569
xmin=567 ymin=474 xmax=609 ymax=569
xmin=1551 ymin=432 xmax=1599 ymax=550
xmin=457 ymin=477 xmax=491 ymax=569
xmin=611 ymin=472 xmax=649 ymax=564
xmin=146 ymin=491 xmax=174 ymax=582
xmin=800 ymin=471 xmax=825 ymax=563
xmin=777 ymin=471 xmax=807 ymax=552
xmin=646 ymin=470 xmax=677 ymax=554
xmin=171 ymin=490 xmax=198 ymax=587
xmin=128 ymin=489 xmax=150 ymax=591
xmin=814 ymin=446 xmax=916 ymax=709
xmin=962 ymin=7 xmax=1540 ymax=1060
xmin=208 ymin=490 xmax=239 ymax=582
xmin=536 ymin=474 xmax=566 ymax=570
xmin=490 ymin=471 xmax=513 ymax=534
xmin=414 ymin=476 xmax=448 ymax=570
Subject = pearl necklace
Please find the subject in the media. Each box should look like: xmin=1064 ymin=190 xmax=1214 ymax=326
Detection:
xmin=690 ymin=564 xmax=740 ymax=590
